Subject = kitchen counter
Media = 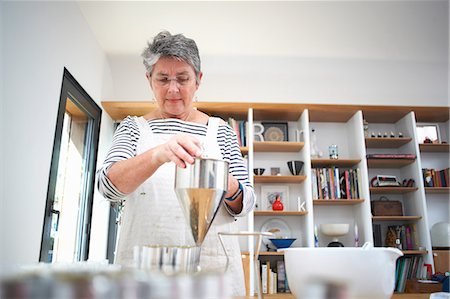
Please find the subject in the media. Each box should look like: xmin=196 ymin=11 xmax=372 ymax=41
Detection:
xmin=233 ymin=293 xmax=431 ymax=299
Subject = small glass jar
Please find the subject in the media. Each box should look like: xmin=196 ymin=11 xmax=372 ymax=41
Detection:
xmin=329 ymin=144 xmax=338 ymax=159
xmin=363 ymin=120 xmax=369 ymax=137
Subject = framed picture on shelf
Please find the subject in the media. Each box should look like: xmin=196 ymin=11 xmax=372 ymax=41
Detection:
xmin=270 ymin=167 xmax=281 ymax=176
xmin=262 ymin=122 xmax=288 ymax=142
xmin=416 ymin=124 xmax=441 ymax=144
xmin=260 ymin=185 xmax=289 ymax=211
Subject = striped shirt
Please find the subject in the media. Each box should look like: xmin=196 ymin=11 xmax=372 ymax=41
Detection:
xmin=97 ymin=116 xmax=255 ymax=216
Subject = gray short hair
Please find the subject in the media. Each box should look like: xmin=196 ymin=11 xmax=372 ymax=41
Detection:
xmin=141 ymin=31 xmax=201 ymax=84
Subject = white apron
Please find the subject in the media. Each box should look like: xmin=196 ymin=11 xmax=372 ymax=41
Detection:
xmin=115 ymin=116 xmax=245 ymax=296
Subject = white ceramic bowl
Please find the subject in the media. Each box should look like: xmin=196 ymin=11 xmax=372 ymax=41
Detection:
xmin=283 ymin=243 xmax=403 ymax=299
xmin=320 ymin=223 xmax=350 ymax=236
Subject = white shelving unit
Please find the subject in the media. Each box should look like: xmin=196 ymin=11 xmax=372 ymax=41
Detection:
xmin=366 ymin=112 xmax=434 ymax=267
xmin=417 ymin=119 xmax=449 ymax=275
xmin=101 ymin=101 xmax=449 ymax=295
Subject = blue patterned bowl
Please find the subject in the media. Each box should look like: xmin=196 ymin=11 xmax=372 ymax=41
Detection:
xmin=269 ymin=238 xmax=296 ymax=249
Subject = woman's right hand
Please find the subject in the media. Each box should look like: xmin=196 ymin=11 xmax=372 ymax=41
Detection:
xmin=154 ymin=134 xmax=203 ymax=168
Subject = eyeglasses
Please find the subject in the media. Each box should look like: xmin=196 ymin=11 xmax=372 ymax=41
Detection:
xmin=152 ymin=75 xmax=193 ymax=87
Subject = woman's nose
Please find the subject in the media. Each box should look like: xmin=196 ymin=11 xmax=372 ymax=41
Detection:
xmin=167 ymin=79 xmax=180 ymax=93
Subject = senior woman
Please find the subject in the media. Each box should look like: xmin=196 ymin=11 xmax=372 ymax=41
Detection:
xmin=97 ymin=31 xmax=255 ymax=295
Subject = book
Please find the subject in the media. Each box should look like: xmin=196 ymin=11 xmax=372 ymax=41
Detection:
xmin=320 ymin=168 xmax=328 ymax=199
xmin=317 ymin=169 xmax=323 ymax=199
xmin=334 ymin=167 xmax=341 ymax=199
xmin=276 ymin=260 xmax=286 ymax=292
xmin=311 ymin=169 xmax=318 ymax=199
xmin=423 ymin=168 xmax=434 ymax=187
xmin=273 ymin=272 xmax=277 ymax=294
xmin=329 ymin=168 xmax=335 ymax=199
xmin=266 ymin=261 xmax=271 ymax=294
xmin=405 ymin=226 xmax=413 ymax=250
xmin=373 ymin=224 xmax=382 ymax=247
xmin=269 ymin=271 xmax=276 ymax=294
xmin=261 ymin=263 xmax=268 ymax=293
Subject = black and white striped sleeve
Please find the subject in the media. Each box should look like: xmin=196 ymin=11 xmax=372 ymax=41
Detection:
xmin=96 ymin=116 xmax=139 ymax=202
xmin=218 ymin=124 xmax=255 ymax=217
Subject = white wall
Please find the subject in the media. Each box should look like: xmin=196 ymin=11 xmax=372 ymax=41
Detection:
xmin=0 ymin=1 xmax=4 ymax=264
xmin=109 ymin=1 xmax=449 ymax=106
xmin=1 ymin=2 xmax=115 ymax=266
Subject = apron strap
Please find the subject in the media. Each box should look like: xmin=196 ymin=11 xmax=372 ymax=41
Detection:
xmin=202 ymin=117 xmax=222 ymax=160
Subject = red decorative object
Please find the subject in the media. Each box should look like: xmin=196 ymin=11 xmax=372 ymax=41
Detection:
xmin=272 ymin=196 xmax=284 ymax=211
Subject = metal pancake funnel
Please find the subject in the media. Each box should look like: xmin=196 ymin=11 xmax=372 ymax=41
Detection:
xmin=174 ymin=158 xmax=229 ymax=247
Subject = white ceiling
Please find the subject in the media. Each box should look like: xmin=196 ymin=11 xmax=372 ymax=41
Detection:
xmin=77 ymin=1 xmax=448 ymax=62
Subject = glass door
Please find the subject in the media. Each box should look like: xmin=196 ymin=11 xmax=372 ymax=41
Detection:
xmin=40 ymin=68 xmax=101 ymax=262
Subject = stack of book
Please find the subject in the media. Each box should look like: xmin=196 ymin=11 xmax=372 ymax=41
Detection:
xmin=227 ymin=117 xmax=247 ymax=147
xmin=311 ymin=167 xmax=361 ymax=199
xmin=260 ymin=260 xmax=290 ymax=294
xmin=372 ymin=224 xmax=419 ymax=250
xmin=422 ymin=167 xmax=449 ymax=187
xmin=395 ymin=256 xmax=432 ymax=293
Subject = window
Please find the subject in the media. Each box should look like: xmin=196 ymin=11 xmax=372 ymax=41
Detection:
xmin=40 ymin=68 xmax=101 ymax=262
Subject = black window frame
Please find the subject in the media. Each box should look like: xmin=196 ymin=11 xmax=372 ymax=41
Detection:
xmin=39 ymin=68 xmax=102 ymax=262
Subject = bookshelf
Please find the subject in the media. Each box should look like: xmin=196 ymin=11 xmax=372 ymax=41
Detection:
xmin=101 ymin=101 xmax=449 ymax=295
xmin=417 ymin=120 xmax=449 ymax=280
xmin=366 ymin=112 xmax=437 ymax=293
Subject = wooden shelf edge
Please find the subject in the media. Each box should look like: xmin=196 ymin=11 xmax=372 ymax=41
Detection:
xmin=311 ymin=158 xmax=361 ymax=167
xmin=370 ymin=187 xmax=418 ymax=194
xmin=372 ymin=216 xmax=422 ymax=221
xmin=258 ymin=251 xmax=285 ymax=256
xmin=240 ymin=146 xmax=249 ymax=155
xmin=313 ymin=199 xmax=364 ymax=205
xmin=419 ymin=143 xmax=450 ymax=153
xmin=254 ymin=211 xmax=308 ymax=216
xmin=242 ymin=251 xmax=285 ymax=256
xmin=254 ymin=141 xmax=304 ymax=152
xmin=365 ymin=137 xmax=412 ymax=148
xmin=402 ymin=250 xmax=428 ymax=255
xmin=425 ymin=187 xmax=450 ymax=194
xmin=254 ymin=175 xmax=306 ymax=183
xmin=246 ymin=249 xmax=428 ymax=256
xmin=255 ymin=293 xmax=294 ymax=297
xmin=101 ymin=101 xmax=450 ymax=123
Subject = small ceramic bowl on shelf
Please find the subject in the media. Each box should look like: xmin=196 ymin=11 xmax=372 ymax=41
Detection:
xmin=320 ymin=223 xmax=349 ymax=236
xmin=269 ymin=238 xmax=296 ymax=249
xmin=253 ymin=168 xmax=265 ymax=175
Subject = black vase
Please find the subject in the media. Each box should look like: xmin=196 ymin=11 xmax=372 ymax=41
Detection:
xmin=287 ymin=160 xmax=304 ymax=176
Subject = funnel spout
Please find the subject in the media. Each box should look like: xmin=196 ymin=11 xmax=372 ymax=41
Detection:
xmin=175 ymin=158 xmax=229 ymax=247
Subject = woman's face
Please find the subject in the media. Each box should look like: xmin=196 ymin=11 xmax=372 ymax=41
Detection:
xmin=148 ymin=56 xmax=201 ymax=118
